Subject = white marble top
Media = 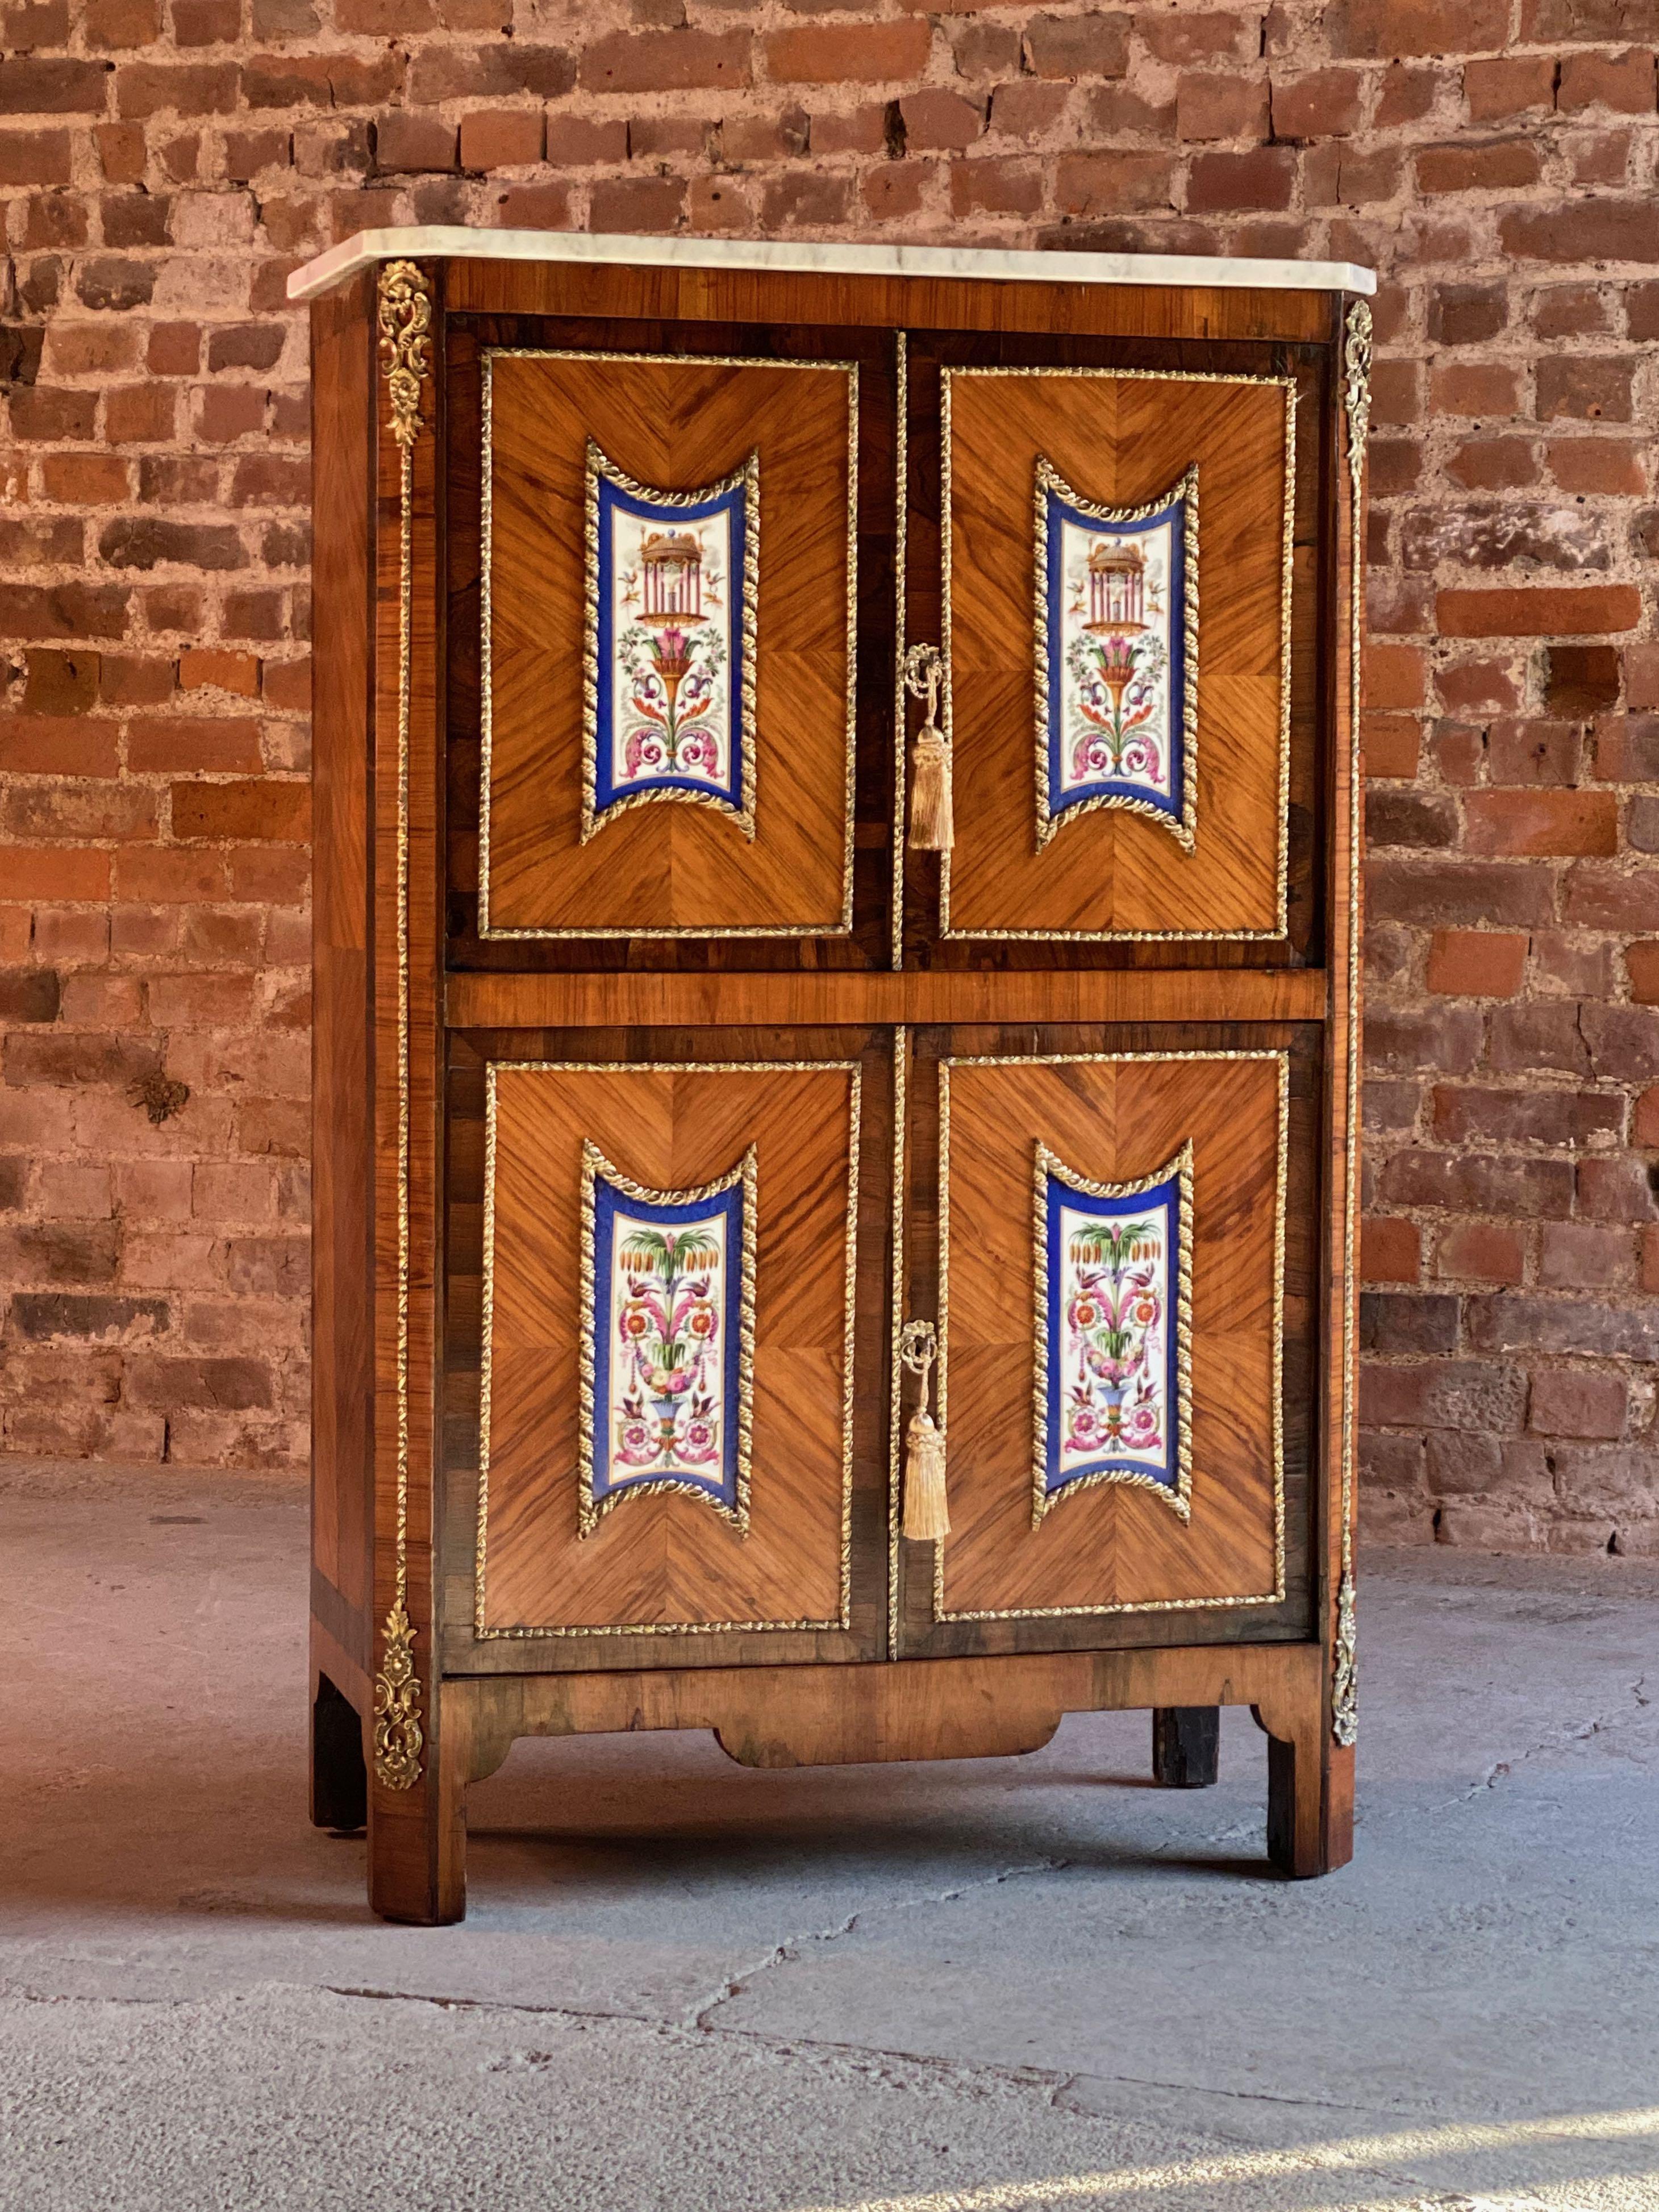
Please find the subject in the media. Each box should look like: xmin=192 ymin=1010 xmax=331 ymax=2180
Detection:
xmin=287 ymin=226 xmax=1375 ymax=304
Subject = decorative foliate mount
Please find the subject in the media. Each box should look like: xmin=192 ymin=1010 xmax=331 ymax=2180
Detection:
xmin=372 ymin=257 xmax=432 ymax=1793
xmin=377 ymin=259 xmax=432 ymax=452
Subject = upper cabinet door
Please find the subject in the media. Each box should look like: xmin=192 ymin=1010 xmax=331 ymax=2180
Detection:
xmin=901 ymin=339 xmax=1322 ymax=962
xmin=465 ymin=334 xmax=891 ymax=956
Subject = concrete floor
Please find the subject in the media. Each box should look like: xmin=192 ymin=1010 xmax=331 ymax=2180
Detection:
xmin=2 ymin=1462 xmax=1657 ymax=2212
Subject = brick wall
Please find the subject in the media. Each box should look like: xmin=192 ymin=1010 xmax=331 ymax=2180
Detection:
xmin=1 ymin=0 xmax=1655 ymax=1542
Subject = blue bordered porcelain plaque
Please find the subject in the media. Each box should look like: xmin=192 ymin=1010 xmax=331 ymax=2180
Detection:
xmin=1032 ymin=1139 xmax=1193 ymax=1524
xmin=1033 ymin=457 xmax=1199 ymax=854
xmin=582 ymin=440 xmax=759 ymax=844
xmin=578 ymin=1139 xmax=756 ymax=1536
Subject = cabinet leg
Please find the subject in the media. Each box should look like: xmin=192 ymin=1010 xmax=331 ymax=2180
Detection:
xmin=1151 ymin=1705 xmax=1220 ymax=1788
xmin=1260 ymin=1695 xmax=1354 ymax=1879
xmin=368 ymin=1682 xmax=469 ymax=1925
xmin=311 ymin=1672 xmax=368 ymax=1833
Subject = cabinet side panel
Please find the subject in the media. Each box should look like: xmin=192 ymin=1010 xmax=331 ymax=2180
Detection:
xmin=311 ymin=271 xmax=376 ymax=1681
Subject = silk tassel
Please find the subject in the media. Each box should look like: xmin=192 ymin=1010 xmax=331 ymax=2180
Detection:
xmin=903 ymin=1406 xmax=951 ymax=1540
xmin=908 ymin=730 xmax=953 ymax=851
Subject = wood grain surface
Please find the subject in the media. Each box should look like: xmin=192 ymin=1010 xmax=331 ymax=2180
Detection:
xmin=443 ymin=966 xmax=1327 ymax=1031
xmin=445 ymin=260 xmax=1335 ymax=347
xmin=933 ymin=1049 xmax=1287 ymax=1622
xmin=480 ymin=1057 xmax=861 ymax=1635
xmin=485 ymin=351 xmax=855 ymax=935
xmin=945 ymin=369 xmax=1292 ymax=939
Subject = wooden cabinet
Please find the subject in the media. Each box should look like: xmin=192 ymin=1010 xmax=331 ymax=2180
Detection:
xmin=301 ymin=232 xmax=1373 ymax=1923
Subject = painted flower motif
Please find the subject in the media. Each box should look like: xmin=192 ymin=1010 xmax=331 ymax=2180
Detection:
xmin=1057 ymin=1201 xmax=1170 ymax=1484
xmin=620 ymin=1303 xmax=653 ymax=1340
xmin=617 ymin=1418 xmax=656 ymax=1465
xmin=679 ymin=1417 xmax=719 ymax=1464
xmin=1122 ymin=1403 xmax=1162 ymax=1448
xmin=686 ymin=1304 xmax=718 ymax=1341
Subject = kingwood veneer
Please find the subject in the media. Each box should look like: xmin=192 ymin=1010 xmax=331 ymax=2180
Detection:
xmin=298 ymin=230 xmax=1374 ymax=1923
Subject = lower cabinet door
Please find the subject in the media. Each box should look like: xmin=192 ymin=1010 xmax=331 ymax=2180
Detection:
xmin=446 ymin=1028 xmax=891 ymax=1669
xmin=894 ymin=1027 xmax=1318 ymax=1656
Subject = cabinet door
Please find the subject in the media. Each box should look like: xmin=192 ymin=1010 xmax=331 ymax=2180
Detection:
xmin=444 ymin=1030 xmax=891 ymax=1669
xmin=893 ymin=1028 xmax=1316 ymax=1657
xmin=466 ymin=340 xmax=882 ymax=951
xmin=899 ymin=339 xmax=1319 ymax=958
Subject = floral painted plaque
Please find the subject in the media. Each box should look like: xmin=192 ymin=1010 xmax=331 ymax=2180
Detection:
xmin=582 ymin=440 xmax=758 ymax=843
xmin=1033 ymin=457 xmax=1198 ymax=853
xmin=579 ymin=1140 xmax=756 ymax=1536
xmin=1032 ymin=1139 xmax=1192 ymax=1523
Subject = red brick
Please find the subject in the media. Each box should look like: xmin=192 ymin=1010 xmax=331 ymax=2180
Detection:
xmin=1054 ymin=151 xmax=1172 ymax=215
xmin=1501 ymin=199 xmax=1659 ymax=265
xmin=1626 ymin=942 xmax=1659 ymax=1004
xmin=1445 ymin=436 xmax=1540 ymax=491
xmin=1464 ymin=56 xmax=1554 ymax=119
xmin=493 ymin=182 xmax=573 ymax=230
xmin=1326 ymin=0 xmax=1509 ymax=59
xmin=458 ymin=109 xmax=543 ymax=170
xmin=1465 ymin=790 xmax=1619 ymax=857
xmin=1564 ymin=865 xmax=1659 ymax=931
xmin=764 ymin=22 xmax=927 ymax=85
xmin=1549 ymin=438 xmax=1645 ymax=495
xmin=1176 ymin=72 xmax=1269 ymax=140
xmin=0 ymin=127 xmax=72 ymax=184
xmin=1416 ymin=136 xmax=1541 ymax=193
xmin=986 ymin=81 xmax=1068 ymax=136
xmin=1022 ymin=11 xmax=1130 ymax=78
xmin=1529 ymin=1370 xmax=1626 ymax=1440
xmin=1270 ymin=69 xmax=1363 ymax=138
xmin=1139 ymin=10 xmax=1253 ymax=63
xmin=862 ymin=162 xmax=928 ymax=223
xmin=1185 ymin=145 xmax=1297 ymax=211
xmin=1363 ymin=715 xmax=1420 ymax=778
xmin=1539 ymin=1223 xmax=1632 ymax=1289
xmin=543 ymin=114 xmax=626 ymax=165
xmin=373 ymin=111 xmax=457 ymax=173
xmin=1363 ymin=1215 xmax=1421 ymax=1284
xmin=1430 ymin=360 xmax=1522 ymax=415
xmin=1536 ymin=356 xmax=1635 ymax=422
xmin=1641 ymin=1226 xmax=1659 ymax=1292
xmin=1426 ymin=928 xmax=1529 ymax=997
xmin=1435 ymin=1223 xmax=1526 ymax=1285
xmin=0 ymin=846 xmax=110 ymax=902
xmin=951 ymin=157 xmax=1043 ymax=218
xmin=900 ymin=88 xmax=982 ymax=150
xmin=1558 ymin=48 xmax=1656 ymax=113
xmin=170 ymin=778 xmax=309 ymax=842
xmin=1436 ymin=585 xmax=1643 ymax=638
xmin=85 ymin=0 xmax=156 ymax=43
xmin=0 ymin=716 xmax=120 ymax=779
xmin=40 ymin=453 xmax=132 ymax=505
xmin=1437 ymin=659 xmax=1520 ymax=714
xmin=1362 ymin=642 xmax=1426 ymax=710
xmin=116 ymin=60 xmax=237 ymax=116
xmin=1373 ymin=61 xmax=1443 ymax=125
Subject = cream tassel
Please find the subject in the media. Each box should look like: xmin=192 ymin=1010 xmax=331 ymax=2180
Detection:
xmin=903 ymin=1406 xmax=951 ymax=1540
xmin=908 ymin=731 xmax=953 ymax=851
xmin=899 ymin=1318 xmax=951 ymax=1540
xmin=904 ymin=642 xmax=954 ymax=853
